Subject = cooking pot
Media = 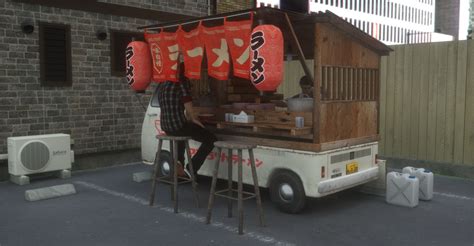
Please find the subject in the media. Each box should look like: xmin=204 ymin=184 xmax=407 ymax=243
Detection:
xmin=287 ymin=98 xmax=313 ymax=112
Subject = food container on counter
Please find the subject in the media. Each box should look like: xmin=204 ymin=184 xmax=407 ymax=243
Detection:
xmin=287 ymin=98 xmax=313 ymax=112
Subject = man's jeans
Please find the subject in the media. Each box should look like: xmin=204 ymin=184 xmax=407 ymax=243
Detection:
xmin=166 ymin=122 xmax=217 ymax=175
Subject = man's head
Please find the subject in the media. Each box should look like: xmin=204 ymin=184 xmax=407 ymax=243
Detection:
xmin=299 ymin=75 xmax=313 ymax=96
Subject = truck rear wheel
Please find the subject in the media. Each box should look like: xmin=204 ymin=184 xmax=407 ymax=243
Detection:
xmin=270 ymin=170 xmax=306 ymax=214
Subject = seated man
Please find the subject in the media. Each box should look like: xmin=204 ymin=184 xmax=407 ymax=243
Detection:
xmin=274 ymin=75 xmax=313 ymax=107
xmin=157 ymin=62 xmax=217 ymax=180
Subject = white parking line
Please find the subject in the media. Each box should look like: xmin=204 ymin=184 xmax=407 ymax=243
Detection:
xmin=74 ymin=181 xmax=295 ymax=246
xmin=434 ymin=192 xmax=474 ymax=201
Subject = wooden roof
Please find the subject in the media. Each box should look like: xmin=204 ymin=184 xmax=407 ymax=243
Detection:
xmin=138 ymin=7 xmax=392 ymax=56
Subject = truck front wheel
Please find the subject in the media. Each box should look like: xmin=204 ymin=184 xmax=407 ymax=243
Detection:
xmin=154 ymin=151 xmax=173 ymax=178
xmin=269 ymin=170 xmax=306 ymax=214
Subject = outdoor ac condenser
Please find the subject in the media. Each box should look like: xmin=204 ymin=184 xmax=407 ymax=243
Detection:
xmin=8 ymin=134 xmax=73 ymax=176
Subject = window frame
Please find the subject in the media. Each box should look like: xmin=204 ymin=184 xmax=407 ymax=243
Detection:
xmin=110 ymin=29 xmax=145 ymax=77
xmin=39 ymin=22 xmax=72 ymax=87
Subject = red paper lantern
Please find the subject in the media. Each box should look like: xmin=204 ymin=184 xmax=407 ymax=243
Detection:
xmin=125 ymin=41 xmax=152 ymax=92
xmin=250 ymin=25 xmax=284 ymax=91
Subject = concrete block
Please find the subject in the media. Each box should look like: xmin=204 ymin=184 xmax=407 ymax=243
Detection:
xmin=10 ymin=174 xmax=30 ymax=186
xmin=132 ymin=171 xmax=153 ymax=183
xmin=25 ymin=183 xmax=76 ymax=202
xmin=57 ymin=169 xmax=71 ymax=179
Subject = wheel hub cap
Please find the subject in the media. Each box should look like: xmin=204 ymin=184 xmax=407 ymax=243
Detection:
xmin=161 ymin=161 xmax=170 ymax=176
xmin=279 ymin=183 xmax=294 ymax=202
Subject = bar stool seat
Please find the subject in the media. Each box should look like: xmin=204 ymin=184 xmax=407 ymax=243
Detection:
xmin=206 ymin=141 xmax=265 ymax=235
xmin=149 ymin=134 xmax=199 ymax=213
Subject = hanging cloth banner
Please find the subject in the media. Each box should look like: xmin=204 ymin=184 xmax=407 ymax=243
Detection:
xmin=177 ymin=23 xmax=204 ymax=80
xmin=201 ymin=25 xmax=230 ymax=81
xmin=144 ymin=29 xmax=180 ymax=82
xmin=224 ymin=16 xmax=253 ymax=80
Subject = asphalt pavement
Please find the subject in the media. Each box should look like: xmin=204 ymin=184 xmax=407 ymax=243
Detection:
xmin=0 ymin=163 xmax=473 ymax=246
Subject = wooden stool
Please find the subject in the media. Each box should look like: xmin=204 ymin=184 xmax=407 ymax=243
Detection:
xmin=149 ymin=135 xmax=199 ymax=213
xmin=205 ymin=141 xmax=265 ymax=235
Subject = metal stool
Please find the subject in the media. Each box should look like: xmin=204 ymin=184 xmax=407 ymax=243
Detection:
xmin=206 ymin=141 xmax=265 ymax=235
xmin=149 ymin=135 xmax=199 ymax=213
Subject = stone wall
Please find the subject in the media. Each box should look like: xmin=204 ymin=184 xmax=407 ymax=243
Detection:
xmin=0 ymin=0 xmax=208 ymax=161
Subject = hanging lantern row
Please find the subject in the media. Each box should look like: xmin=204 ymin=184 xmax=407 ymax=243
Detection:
xmin=125 ymin=18 xmax=283 ymax=92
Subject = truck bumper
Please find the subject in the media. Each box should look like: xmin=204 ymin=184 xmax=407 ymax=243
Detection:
xmin=317 ymin=166 xmax=379 ymax=195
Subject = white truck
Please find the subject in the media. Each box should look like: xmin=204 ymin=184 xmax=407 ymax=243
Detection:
xmin=138 ymin=7 xmax=390 ymax=213
xmin=141 ymin=87 xmax=384 ymax=213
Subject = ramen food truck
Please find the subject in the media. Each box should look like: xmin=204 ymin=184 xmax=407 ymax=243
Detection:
xmin=130 ymin=7 xmax=392 ymax=213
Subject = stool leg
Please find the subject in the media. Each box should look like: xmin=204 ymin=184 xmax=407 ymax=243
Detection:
xmin=169 ymin=140 xmax=175 ymax=201
xmin=249 ymin=149 xmax=265 ymax=227
xmin=238 ymin=149 xmax=244 ymax=235
xmin=227 ymin=149 xmax=233 ymax=218
xmin=149 ymin=139 xmax=163 ymax=206
xmin=185 ymin=141 xmax=199 ymax=208
xmin=172 ymin=140 xmax=179 ymax=213
xmin=206 ymin=148 xmax=222 ymax=224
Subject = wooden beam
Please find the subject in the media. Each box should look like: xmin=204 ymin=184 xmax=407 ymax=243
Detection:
xmin=283 ymin=12 xmax=314 ymax=83
xmin=217 ymin=134 xmax=321 ymax=152
xmin=320 ymin=135 xmax=380 ymax=151
xmin=313 ymin=23 xmax=322 ymax=145
xmin=13 ymin=0 xmax=192 ymax=22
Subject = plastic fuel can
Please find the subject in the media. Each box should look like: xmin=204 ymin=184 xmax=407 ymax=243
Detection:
xmin=386 ymin=172 xmax=419 ymax=208
xmin=402 ymin=167 xmax=434 ymax=201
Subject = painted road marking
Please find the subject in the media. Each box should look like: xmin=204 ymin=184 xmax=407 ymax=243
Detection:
xmin=434 ymin=192 xmax=474 ymax=201
xmin=74 ymin=181 xmax=294 ymax=246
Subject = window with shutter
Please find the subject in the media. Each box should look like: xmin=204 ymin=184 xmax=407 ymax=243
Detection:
xmin=110 ymin=30 xmax=144 ymax=76
xmin=39 ymin=22 xmax=72 ymax=86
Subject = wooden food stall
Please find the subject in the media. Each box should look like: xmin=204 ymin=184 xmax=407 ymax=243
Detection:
xmin=138 ymin=7 xmax=392 ymax=153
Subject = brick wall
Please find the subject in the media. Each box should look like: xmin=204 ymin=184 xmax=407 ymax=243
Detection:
xmin=0 ymin=0 xmax=208 ymax=158
xmin=435 ymin=0 xmax=461 ymax=39
xmin=98 ymin=0 xmax=210 ymax=16
xmin=217 ymin=0 xmax=254 ymax=14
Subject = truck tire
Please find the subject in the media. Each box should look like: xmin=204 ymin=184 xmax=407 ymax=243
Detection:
xmin=155 ymin=151 xmax=173 ymax=178
xmin=270 ymin=170 xmax=306 ymax=214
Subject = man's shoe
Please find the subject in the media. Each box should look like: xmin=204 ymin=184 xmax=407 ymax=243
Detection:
xmin=176 ymin=161 xmax=186 ymax=177
xmin=183 ymin=166 xmax=192 ymax=180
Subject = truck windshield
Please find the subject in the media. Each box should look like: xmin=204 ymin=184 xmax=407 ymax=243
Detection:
xmin=150 ymin=86 xmax=160 ymax=108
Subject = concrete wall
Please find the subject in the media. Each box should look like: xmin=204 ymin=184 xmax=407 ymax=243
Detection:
xmin=0 ymin=0 xmax=209 ymax=177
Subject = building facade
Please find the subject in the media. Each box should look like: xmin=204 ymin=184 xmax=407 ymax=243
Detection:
xmin=469 ymin=0 xmax=474 ymax=38
xmin=309 ymin=0 xmax=436 ymax=44
xmin=0 ymin=0 xmax=210 ymax=177
xmin=257 ymin=0 xmax=459 ymax=44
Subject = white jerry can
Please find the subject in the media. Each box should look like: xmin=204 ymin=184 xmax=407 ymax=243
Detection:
xmin=386 ymin=172 xmax=419 ymax=208
xmin=402 ymin=167 xmax=434 ymax=201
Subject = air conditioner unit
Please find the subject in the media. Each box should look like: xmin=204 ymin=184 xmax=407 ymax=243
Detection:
xmin=8 ymin=134 xmax=73 ymax=176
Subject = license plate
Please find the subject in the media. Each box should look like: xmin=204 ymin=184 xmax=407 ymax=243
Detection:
xmin=346 ymin=162 xmax=358 ymax=174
